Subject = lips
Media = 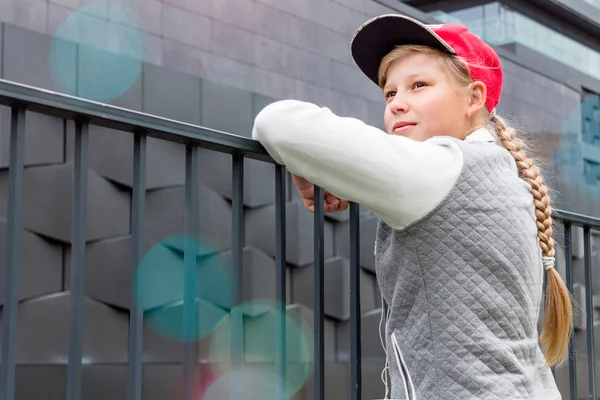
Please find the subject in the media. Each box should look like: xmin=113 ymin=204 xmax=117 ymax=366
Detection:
xmin=393 ymin=122 xmax=416 ymax=134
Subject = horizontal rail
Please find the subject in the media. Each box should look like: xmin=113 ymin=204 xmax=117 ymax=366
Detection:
xmin=0 ymin=79 xmax=273 ymax=163
xmin=553 ymin=209 xmax=600 ymax=229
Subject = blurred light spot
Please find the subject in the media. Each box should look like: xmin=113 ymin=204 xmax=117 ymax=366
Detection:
xmin=208 ymin=300 xmax=313 ymax=398
xmin=202 ymin=367 xmax=285 ymax=400
xmin=136 ymin=235 xmax=231 ymax=341
xmin=49 ymin=2 xmax=143 ymax=101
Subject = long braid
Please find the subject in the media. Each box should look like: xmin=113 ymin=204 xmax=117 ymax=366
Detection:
xmin=493 ymin=116 xmax=555 ymax=257
xmin=492 ymin=114 xmax=572 ymax=366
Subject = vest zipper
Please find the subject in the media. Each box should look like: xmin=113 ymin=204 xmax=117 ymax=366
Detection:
xmin=391 ymin=332 xmax=417 ymax=400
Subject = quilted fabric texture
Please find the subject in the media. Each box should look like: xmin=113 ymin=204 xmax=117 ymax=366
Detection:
xmin=374 ymin=139 xmax=562 ymax=400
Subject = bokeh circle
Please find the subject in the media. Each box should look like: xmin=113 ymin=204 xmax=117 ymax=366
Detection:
xmin=208 ymin=300 xmax=313 ymax=398
xmin=136 ymin=235 xmax=231 ymax=342
xmin=49 ymin=2 xmax=143 ymax=101
xmin=202 ymin=367 xmax=285 ymax=400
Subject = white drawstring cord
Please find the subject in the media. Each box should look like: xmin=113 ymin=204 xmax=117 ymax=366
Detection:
xmin=379 ymin=294 xmax=391 ymax=399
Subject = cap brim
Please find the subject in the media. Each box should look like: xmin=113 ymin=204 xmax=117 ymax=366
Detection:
xmin=351 ymin=15 xmax=455 ymax=86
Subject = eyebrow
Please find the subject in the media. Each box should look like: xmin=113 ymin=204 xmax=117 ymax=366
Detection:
xmin=383 ymin=73 xmax=430 ymax=91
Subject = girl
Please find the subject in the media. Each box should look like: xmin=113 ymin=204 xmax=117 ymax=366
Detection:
xmin=252 ymin=14 xmax=571 ymax=400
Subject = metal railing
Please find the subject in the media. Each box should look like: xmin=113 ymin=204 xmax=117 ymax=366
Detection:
xmin=554 ymin=210 xmax=600 ymax=400
xmin=0 ymin=78 xmax=597 ymax=400
xmin=0 ymin=78 xmax=361 ymax=400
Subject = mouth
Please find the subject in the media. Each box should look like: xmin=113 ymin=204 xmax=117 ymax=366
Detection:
xmin=392 ymin=122 xmax=416 ymax=135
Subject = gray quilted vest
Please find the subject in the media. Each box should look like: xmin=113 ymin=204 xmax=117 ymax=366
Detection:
xmin=375 ymin=138 xmax=562 ymax=400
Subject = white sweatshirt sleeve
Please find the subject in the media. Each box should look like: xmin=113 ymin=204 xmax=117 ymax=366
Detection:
xmin=252 ymin=99 xmax=465 ymax=230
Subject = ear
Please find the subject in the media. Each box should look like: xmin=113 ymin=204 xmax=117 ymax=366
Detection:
xmin=466 ymin=81 xmax=487 ymax=117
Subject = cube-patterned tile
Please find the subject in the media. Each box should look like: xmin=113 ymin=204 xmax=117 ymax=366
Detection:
xmin=197 ymin=149 xmax=277 ymax=208
xmin=145 ymin=184 xmax=232 ymax=255
xmin=334 ymin=216 xmax=377 ymax=272
xmin=245 ymin=200 xmax=335 ymax=266
xmin=336 ymin=308 xmax=386 ymax=362
xmin=66 ymin=124 xmax=186 ymax=190
xmin=3 ymin=293 xmax=129 ymax=364
xmin=0 ymin=223 xmax=62 ymax=305
xmin=0 ymin=164 xmax=131 ymax=243
xmin=0 ymin=108 xmax=64 ymax=169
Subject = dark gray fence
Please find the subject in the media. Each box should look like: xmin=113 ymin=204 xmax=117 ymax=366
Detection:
xmin=0 ymin=78 xmax=596 ymax=400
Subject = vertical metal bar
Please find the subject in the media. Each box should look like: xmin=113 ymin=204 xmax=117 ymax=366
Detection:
xmin=563 ymin=222 xmax=577 ymax=400
xmin=584 ymin=226 xmax=596 ymax=400
xmin=0 ymin=106 xmax=26 ymax=400
xmin=231 ymin=154 xmax=244 ymax=399
xmin=128 ymin=132 xmax=146 ymax=400
xmin=275 ymin=165 xmax=287 ymax=399
xmin=182 ymin=144 xmax=198 ymax=400
xmin=350 ymin=202 xmax=361 ymax=400
xmin=313 ymin=185 xmax=325 ymax=400
xmin=66 ymin=119 xmax=89 ymax=400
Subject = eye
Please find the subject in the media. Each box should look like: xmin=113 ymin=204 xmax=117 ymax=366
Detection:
xmin=384 ymin=91 xmax=396 ymax=101
xmin=412 ymin=82 xmax=427 ymax=90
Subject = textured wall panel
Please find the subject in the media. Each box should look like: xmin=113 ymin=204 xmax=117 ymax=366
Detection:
xmin=81 ymin=366 xmax=129 ymax=400
xmin=245 ymin=200 xmax=335 ymax=266
xmin=0 ymin=293 xmax=129 ymax=364
xmin=291 ymin=257 xmax=377 ymax=321
xmin=360 ymin=268 xmax=380 ymax=312
xmin=142 ymin=364 xmax=214 ymax=400
xmin=252 ymin=93 xmax=277 ymax=118
xmin=217 ymin=247 xmax=280 ymax=310
xmin=334 ymin=216 xmax=378 ymax=272
xmin=0 ymin=164 xmax=131 ymax=242
xmin=143 ymin=320 xmax=185 ymax=363
xmin=145 ymin=184 xmax=232 ymax=254
xmin=142 ymin=62 xmax=202 ymax=125
xmin=0 ymin=223 xmax=62 ymax=305
xmin=197 ymin=149 xmax=277 ymax=208
xmin=287 ymin=303 xmax=337 ymax=362
xmin=337 ymin=308 xmax=386 ymax=362
xmin=64 ymin=236 xmax=133 ymax=309
xmin=3 ymin=24 xmax=76 ymax=92
xmin=15 ymin=366 xmax=66 ymax=400
xmin=66 ymin=124 xmax=186 ymax=190
xmin=0 ymin=108 xmax=64 ymax=169
xmin=201 ymin=80 xmax=254 ymax=138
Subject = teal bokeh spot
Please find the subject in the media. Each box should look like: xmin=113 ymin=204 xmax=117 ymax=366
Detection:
xmin=49 ymin=2 xmax=143 ymax=101
xmin=136 ymin=235 xmax=231 ymax=341
xmin=209 ymin=300 xmax=313 ymax=398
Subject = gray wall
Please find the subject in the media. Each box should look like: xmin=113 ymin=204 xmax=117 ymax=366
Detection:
xmin=0 ymin=0 xmax=599 ymax=399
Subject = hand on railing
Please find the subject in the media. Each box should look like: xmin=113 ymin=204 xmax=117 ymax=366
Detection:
xmin=291 ymin=173 xmax=349 ymax=214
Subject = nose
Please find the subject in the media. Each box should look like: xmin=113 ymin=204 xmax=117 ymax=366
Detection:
xmin=389 ymin=94 xmax=409 ymax=114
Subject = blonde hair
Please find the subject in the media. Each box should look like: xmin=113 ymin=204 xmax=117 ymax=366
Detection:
xmin=379 ymin=45 xmax=572 ymax=367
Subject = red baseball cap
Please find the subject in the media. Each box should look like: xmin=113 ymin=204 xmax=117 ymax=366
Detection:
xmin=351 ymin=14 xmax=503 ymax=113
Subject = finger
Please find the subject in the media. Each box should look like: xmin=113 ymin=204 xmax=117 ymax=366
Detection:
xmin=324 ymin=202 xmax=339 ymax=214
xmin=340 ymin=200 xmax=349 ymax=211
xmin=324 ymin=191 xmax=339 ymax=204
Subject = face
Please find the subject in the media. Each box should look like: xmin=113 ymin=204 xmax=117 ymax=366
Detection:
xmin=382 ymin=53 xmax=479 ymax=142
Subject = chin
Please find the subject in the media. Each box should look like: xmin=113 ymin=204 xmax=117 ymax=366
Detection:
xmin=390 ymin=129 xmax=421 ymax=141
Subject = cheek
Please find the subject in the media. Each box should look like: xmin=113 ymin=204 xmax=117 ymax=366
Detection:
xmin=383 ymin=106 xmax=393 ymax=131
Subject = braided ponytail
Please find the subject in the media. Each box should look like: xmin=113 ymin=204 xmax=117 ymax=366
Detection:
xmin=491 ymin=114 xmax=572 ymax=366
